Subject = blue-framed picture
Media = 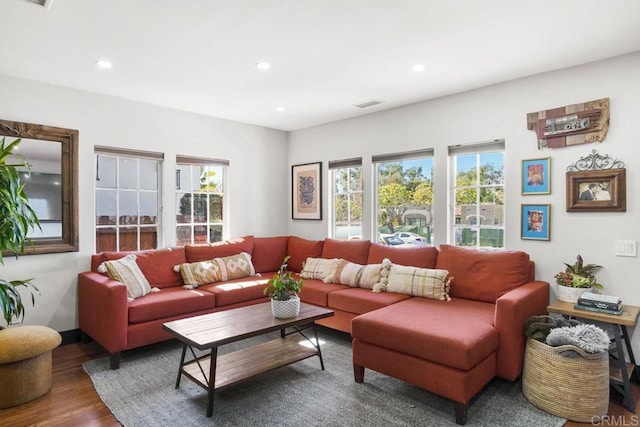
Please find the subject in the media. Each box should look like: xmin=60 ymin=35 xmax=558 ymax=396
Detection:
xmin=521 ymin=204 xmax=550 ymax=240
xmin=522 ymin=157 xmax=551 ymax=195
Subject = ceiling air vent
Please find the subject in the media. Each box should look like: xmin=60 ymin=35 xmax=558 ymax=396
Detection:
xmin=355 ymin=99 xmax=383 ymax=109
xmin=25 ymin=0 xmax=54 ymax=8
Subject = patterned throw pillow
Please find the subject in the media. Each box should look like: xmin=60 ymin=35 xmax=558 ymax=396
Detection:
xmin=300 ymin=257 xmax=340 ymax=282
xmin=174 ymin=252 xmax=256 ymax=289
xmin=380 ymin=264 xmax=452 ymax=300
xmin=330 ymin=259 xmax=364 ymax=287
xmin=98 ymin=254 xmax=152 ymax=299
xmin=359 ymin=258 xmax=391 ymax=290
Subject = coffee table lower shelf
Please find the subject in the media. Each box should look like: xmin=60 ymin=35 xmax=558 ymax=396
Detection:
xmin=181 ymin=335 xmax=319 ymax=391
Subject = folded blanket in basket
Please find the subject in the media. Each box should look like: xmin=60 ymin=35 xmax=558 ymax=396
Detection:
xmin=546 ymin=323 xmax=610 ymax=356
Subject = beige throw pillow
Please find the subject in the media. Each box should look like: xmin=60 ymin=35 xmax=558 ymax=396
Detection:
xmin=330 ymin=260 xmax=364 ymax=287
xmin=360 ymin=258 xmax=391 ymax=290
xmin=381 ymin=264 xmax=452 ymax=300
xmin=174 ymin=252 xmax=256 ymax=289
xmin=300 ymin=257 xmax=340 ymax=282
xmin=98 ymin=254 xmax=152 ymax=299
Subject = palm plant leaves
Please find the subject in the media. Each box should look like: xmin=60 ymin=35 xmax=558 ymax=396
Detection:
xmin=0 ymin=137 xmax=41 ymax=327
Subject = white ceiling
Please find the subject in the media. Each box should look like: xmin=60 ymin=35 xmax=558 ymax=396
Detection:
xmin=2 ymin=0 xmax=640 ymax=131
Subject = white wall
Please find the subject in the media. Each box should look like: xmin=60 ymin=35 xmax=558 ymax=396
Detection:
xmin=289 ymin=52 xmax=640 ymax=354
xmin=0 ymin=74 xmax=289 ymax=332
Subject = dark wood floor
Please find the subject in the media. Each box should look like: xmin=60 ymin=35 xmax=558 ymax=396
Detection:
xmin=0 ymin=341 xmax=638 ymax=426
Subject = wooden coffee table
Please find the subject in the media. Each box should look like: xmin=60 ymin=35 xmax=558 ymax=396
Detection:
xmin=163 ymin=302 xmax=334 ymax=417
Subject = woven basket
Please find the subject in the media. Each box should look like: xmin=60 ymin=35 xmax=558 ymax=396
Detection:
xmin=522 ymin=338 xmax=609 ymax=422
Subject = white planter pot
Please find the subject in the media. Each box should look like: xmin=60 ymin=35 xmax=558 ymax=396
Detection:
xmin=557 ymin=286 xmax=592 ymax=303
xmin=271 ymin=296 xmax=300 ymax=319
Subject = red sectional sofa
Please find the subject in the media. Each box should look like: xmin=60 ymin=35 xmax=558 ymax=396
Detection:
xmin=77 ymin=235 xmax=549 ymax=425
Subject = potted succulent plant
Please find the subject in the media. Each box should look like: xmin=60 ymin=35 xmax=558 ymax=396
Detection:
xmin=263 ymin=255 xmax=304 ymax=319
xmin=554 ymin=255 xmax=603 ymax=303
xmin=0 ymin=137 xmax=40 ymax=329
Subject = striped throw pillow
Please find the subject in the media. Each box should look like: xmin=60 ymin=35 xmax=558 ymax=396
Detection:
xmin=300 ymin=257 xmax=340 ymax=282
xmin=382 ymin=264 xmax=452 ymax=300
xmin=98 ymin=254 xmax=152 ymax=299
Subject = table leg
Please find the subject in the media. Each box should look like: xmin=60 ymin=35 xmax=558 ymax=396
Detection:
xmin=611 ymin=324 xmax=635 ymax=412
xmin=206 ymin=347 xmax=218 ymax=417
xmin=621 ymin=325 xmax=639 ymax=382
xmin=313 ymin=324 xmax=325 ymax=371
xmin=175 ymin=344 xmax=187 ymax=389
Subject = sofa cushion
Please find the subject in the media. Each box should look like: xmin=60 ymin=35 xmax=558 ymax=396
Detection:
xmin=198 ymin=276 xmax=269 ymax=306
xmin=287 ymin=236 xmax=324 ymax=272
xmin=98 ymin=254 xmax=152 ymax=299
xmin=300 ymin=257 xmax=340 ymax=282
xmin=299 ymin=278 xmax=348 ymax=307
xmin=328 ymin=287 xmax=411 ymax=314
xmin=367 ymin=243 xmax=438 ymax=268
xmin=321 ymin=238 xmax=371 ymax=265
xmin=93 ymin=247 xmax=186 ymax=288
xmin=128 ymin=287 xmax=216 ymax=324
xmin=252 ymin=236 xmax=289 ymax=273
xmin=436 ymin=244 xmax=531 ymax=303
xmin=185 ymin=236 xmax=254 ymax=263
xmin=330 ymin=260 xmax=364 ymax=287
xmin=174 ymin=252 xmax=256 ymax=288
xmin=381 ymin=264 xmax=451 ymax=301
xmin=351 ymin=298 xmax=499 ymax=371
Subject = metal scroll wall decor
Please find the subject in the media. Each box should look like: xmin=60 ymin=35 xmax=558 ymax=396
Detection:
xmin=565 ymin=150 xmax=626 ymax=212
xmin=527 ymin=98 xmax=610 ymax=149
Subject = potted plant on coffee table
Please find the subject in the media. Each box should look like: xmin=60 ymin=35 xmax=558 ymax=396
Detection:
xmin=554 ymin=255 xmax=603 ymax=303
xmin=263 ymin=256 xmax=304 ymax=319
xmin=0 ymin=137 xmax=41 ymax=329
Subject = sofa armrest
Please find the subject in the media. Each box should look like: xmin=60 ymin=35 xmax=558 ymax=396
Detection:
xmin=493 ymin=280 xmax=549 ymax=380
xmin=77 ymin=272 xmax=129 ymax=354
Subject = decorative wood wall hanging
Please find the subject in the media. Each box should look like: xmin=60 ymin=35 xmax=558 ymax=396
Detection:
xmin=527 ymin=98 xmax=609 ymax=149
xmin=565 ymin=150 xmax=626 ymax=212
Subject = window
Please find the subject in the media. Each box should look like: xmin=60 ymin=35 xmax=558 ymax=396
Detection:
xmin=373 ymin=149 xmax=434 ymax=245
xmin=449 ymin=140 xmax=505 ymax=249
xmin=329 ymin=158 xmax=362 ymax=240
xmin=95 ymin=147 xmax=162 ymax=252
xmin=175 ymin=156 xmax=227 ymax=246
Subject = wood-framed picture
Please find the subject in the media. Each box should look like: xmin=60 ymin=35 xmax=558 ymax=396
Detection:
xmin=566 ymin=169 xmax=626 ymax=212
xmin=292 ymin=162 xmax=322 ymax=220
xmin=522 ymin=157 xmax=550 ymax=195
xmin=521 ymin=204 xmax=550 ymax=241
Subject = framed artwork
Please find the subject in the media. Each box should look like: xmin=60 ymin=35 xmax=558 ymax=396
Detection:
xmin=566 ymin=168 xmax=626 ymax=212
xmin=522 ymin=157 xmax=551 ymax=195
xmin=521 ymin=204 xmax=550 ymax=241
xmin=292 ymin=162 xmax=322 ymax=220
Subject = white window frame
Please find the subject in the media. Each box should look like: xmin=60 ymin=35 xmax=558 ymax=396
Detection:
xmin=448 ymin=139 xmax=505 ymax=249
xmin=94 ymin=146 xmax=163 ymax=252
xmin=175 ymin=155 xmax=228 ymax=245
xmin=329 ymin=158 xmax=363 ymax=240
xmin=372 ymin=149 xmax=435 ymax=245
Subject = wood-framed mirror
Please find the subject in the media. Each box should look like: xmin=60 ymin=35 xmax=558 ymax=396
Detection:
xmin=0 ymin=119 xmax=79 ymax=255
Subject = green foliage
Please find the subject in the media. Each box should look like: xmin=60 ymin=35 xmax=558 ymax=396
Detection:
xmin=455 ymin=164 xmax=504 ymax=205
xmin=0 ymin=279 xmax=39 ymax=327
xmin=0 ymin=137 xmax=41 ymax=328
xmin=263 ymin=256 xmax=304 ymax=301
xmin=555 ymin=255 xmax=604 ymax=289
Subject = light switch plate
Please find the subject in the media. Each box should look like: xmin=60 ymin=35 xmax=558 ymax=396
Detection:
xmin=615 ymin=239 xmax=637 ymax=257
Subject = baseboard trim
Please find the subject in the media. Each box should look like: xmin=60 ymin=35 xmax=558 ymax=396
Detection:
xmin=60 ymin=328 xmax=82 ymax=345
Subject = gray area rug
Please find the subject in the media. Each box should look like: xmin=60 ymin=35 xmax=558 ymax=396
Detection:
xmin=83 ymin=328 xmax=565 ymax=427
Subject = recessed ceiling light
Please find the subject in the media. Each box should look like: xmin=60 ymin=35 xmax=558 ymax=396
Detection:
xmin=96 ymin=60 xmax=112 ymax=69
xmin=255 ymin=61 xmax=270 ymax=71
xmin=412 ymin=63 xmax=425 ymax=72
xmin=276 ymin=106 xmax=286 ymax=113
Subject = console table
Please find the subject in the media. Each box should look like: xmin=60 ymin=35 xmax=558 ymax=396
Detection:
xmin=547 ymin=300 xmax=640 ymax=412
